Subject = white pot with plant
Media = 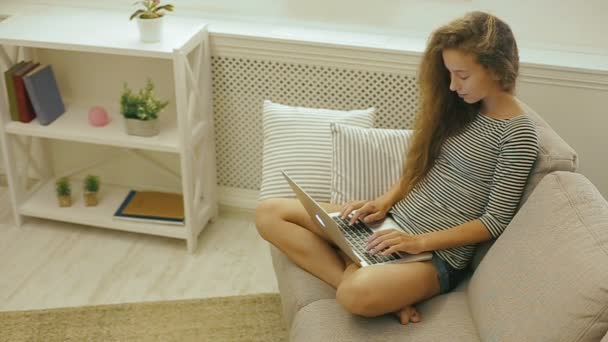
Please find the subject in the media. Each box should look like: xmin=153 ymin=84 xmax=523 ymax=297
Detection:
xmin=130 ymin=0 xmax=174 ymax=43
xmin=120 ymin=79 xmax=169 ymax=137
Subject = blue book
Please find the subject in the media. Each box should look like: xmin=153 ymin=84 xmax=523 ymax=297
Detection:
xmin=23 ymin=64 xmax=65 ymax=126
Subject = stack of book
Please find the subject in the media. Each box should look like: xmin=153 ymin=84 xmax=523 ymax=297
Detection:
xmin=4 ymin=60 xmax=65 ymax=125
xmin=114 ymin=190 xmax=185 ymax=226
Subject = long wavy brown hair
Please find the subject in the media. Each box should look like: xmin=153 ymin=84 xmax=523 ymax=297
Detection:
xmin=400 ymin=11 xmax=519 ymax=196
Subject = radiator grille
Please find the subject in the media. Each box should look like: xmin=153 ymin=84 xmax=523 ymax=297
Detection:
xmin=212 ymin=56 xmax=419 ymax=190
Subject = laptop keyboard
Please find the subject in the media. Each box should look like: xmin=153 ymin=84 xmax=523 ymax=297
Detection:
xmin=332 ymin=216 xmax=402 ymax=265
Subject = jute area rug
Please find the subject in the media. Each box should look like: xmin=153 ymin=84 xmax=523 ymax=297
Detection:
xmin=0 ymin=293 xmax=287 ymax=342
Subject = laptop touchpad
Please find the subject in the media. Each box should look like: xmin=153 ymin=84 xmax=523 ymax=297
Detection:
xmin=369 ymin=217 xmax=399 ymax=231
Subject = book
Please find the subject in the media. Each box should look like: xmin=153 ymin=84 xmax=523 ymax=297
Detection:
xmin=114 ymin=190 xmax=185 ymax=226
xmin=23 ymin=64 xmax=65 ymax=126
xmin=3 ymin=61 xmax=26 ymax=121
xmin=12 ymin=61 xmax=40 ymax=123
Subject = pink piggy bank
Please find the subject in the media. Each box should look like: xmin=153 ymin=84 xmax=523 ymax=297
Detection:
xmin=88 ymin=106 xmax=110 ymax=127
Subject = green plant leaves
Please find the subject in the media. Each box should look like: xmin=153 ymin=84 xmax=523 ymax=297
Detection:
xmin=130 ymin=1 xmax=173 ymax=20
xmin=120 ymin=79 xmax=169 ymax=121
xmin=129 ymin=9 xmax=146 ymax=21
xmin=84 ymin=175 xmax=100 ymax=192
xmin=55 ymin=177 xmax=71 ymax=196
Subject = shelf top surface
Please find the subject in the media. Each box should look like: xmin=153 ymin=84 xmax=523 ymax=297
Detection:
xmin=5 ymin=102 xmax=180 ymax=153
xmin=0 ymin=7 xmax=207 ymax=58
xmin=19 ymin=181 xmax=187 ymax=239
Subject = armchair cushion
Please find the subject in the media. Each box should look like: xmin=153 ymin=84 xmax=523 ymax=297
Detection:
xmin=290 ymin=293 xmax=480 ymax=342
xmin=468 ymin=172 xmax=608 ymax=342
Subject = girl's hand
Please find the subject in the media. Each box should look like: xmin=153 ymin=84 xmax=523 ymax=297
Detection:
xmin=340 ymin=199 xmax=389 ymax=225
xmin=366 ymin=229 xmax=427 ymax=255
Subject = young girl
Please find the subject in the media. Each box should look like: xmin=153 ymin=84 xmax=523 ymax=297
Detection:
xmin=256 ymin=11 xmax=539 ymax=325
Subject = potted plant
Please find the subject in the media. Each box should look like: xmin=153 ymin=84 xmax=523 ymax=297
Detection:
xmin=55 ymin=177 xmax=72 ymax=207
xmin=83 ymin=175 xmax=100 ymax=206
xmin=120 ymin=79 xmax=169 ymax=137
xmin=129 ymin=0 xmax=174 ymax=43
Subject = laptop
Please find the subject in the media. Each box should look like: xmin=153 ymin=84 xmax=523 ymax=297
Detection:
xmin=282 ymin=170 xmax=433 ymax=267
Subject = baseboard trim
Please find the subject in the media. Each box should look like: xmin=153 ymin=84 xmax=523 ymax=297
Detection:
xmin=218 ymin=186 xmax=259 ymax=211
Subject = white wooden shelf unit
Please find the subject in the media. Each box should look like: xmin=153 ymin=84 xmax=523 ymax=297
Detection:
xmin=0 ymin=11 xmax=218 ymax=252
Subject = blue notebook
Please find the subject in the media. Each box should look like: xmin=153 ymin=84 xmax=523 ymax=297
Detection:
xmin=23 ymin=64 xmax=65 ymax=125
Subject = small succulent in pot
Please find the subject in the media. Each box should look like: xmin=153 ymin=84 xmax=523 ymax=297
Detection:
xmin=83 ymin=175 xmax=100 ymax=207
xmin=55 ymin=177 xmax=72 ymax=207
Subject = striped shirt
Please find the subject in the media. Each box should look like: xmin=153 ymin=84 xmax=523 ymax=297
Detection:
xmin=389 ymin=112 xmax=539 ymax=269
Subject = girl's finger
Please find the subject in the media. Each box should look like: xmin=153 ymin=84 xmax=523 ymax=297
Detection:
xmin=340 ymin=204 xmax=355 ymax=219
xmin=341 ymin=201 xmax=364 ymax=219
xmin=349 ymin=208 xmax=367 ymax=225
xmin=366 ymin=230 xmax=393 ymax=249
xmin=367 ymin=229 xmax=394 ymax=243
xmin=370 ymin=233 xmax=401 ymax=251
xmin=382 ymin=245 xmax=400 ymax=256
xmin=379 ymin=237 xmax=401 ymax=251
xmin=363 ymin=211 xmax=385 ymax=223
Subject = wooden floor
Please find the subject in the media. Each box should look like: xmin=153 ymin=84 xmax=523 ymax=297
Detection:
xmin=0 ymin=186 xmax=278 ymax=312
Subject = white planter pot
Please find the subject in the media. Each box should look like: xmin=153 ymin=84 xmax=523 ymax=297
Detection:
xmin=136 ymin=16 xmax=163 ymax=43
xmin=125 ymin=118 xmax=160 ymax=137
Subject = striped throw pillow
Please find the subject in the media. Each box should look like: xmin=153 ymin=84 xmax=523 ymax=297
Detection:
xmin=330 ymin=123 xmax=413 ymax=204
xmin=259 ymin=101 xmax=375 ymax=202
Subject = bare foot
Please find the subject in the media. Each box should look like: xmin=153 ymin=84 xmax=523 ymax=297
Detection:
xmin=394 ymin=305 xmax=421 ymax=325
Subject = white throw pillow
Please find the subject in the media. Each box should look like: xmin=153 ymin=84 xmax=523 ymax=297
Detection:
xmin=330 ymin=123 xmax=413 ymax=204
xmin=259 ymin=100 xmax=375 ymax=203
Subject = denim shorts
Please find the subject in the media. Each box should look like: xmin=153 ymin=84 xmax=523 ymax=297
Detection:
xmin=430 ymin=253 xmax=469 ymax=294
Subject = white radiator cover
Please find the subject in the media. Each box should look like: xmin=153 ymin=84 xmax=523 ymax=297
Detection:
xmin=211 ymin=56 xmax=418 ymax=191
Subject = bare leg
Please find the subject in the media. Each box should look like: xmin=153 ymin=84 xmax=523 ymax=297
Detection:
xmin=336 ymin=262 xmax=440 ymax=321
xmin=334 ymin=250 xmax=357 ymax=281
xmin=339 ymin=256 xmax=422 ymax=324
xmin=256 ymin=198 xmax=345 ymax=288
xmin=256 ymin=198 xmax=428 ymax=323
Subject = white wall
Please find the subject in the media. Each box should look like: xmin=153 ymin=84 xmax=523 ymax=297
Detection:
xmin=198 ymin=0 xmax=608 ymax=53
xmin=517 ymin=81 xmax=608 ymax=199
xmin=12 ymin=0 xmax=608 ymax=54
